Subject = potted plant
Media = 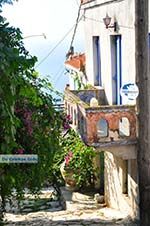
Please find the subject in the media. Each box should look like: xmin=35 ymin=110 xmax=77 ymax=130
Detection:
xmin=60 ymin=129 xmax=97 ymax=191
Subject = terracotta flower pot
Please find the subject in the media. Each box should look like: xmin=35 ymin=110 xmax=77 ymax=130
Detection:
xmin=60 ymin=161 xmax=78 ymax=191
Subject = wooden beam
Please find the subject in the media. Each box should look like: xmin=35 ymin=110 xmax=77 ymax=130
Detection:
xmin=135 ymin=0 xmax=150 ymax=224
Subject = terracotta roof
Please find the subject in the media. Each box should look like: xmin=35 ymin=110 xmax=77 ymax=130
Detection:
xmin=65 ymin=53 xmax=85 ymax=71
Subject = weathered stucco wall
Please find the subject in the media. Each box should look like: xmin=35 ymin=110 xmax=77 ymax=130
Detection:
xmin=105 ymin=151 xmax=139 ymax=218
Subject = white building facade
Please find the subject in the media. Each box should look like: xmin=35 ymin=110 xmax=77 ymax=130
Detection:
xmin=81 ymin=0 xmax=140 ymax=218
xmin=82 ymin=0 xmax=136 ymax=105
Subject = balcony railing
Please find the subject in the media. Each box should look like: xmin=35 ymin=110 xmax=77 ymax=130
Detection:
xmin=64 ymin=88 xmax=137 ymax=150
xmin=81 ymin=0 xmax=94 ymax=4
xmin=81 ymin=0 xmax=114 ymax=7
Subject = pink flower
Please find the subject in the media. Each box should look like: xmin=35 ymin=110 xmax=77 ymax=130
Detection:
xmin=27 ymin=126 xmax=33 ymax=136
xmin=68 ymin=151 xmax=73 ymax=157
xmin=63 ymin=122 xmax=71 ymax=130
xmin=64 ymin=151 xmax=73 ymax=166
xmin=66 ymin=115 xmax=72 ymax=124
xmin=66 ymin=115 xmax=71 ymax=120
xmin=63 ymin=114 xmax=72 ymax=130
xmin=65 ymin=156 xmax=70 ymax=166
xmin=16 ymin=148 xmax=24 ymax=154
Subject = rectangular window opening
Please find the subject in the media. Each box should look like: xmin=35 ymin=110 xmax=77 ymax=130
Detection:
xmin=93 ymin=36 xmax=102 ymax=86
xmin=110 ymin=35 xmax=122 ymax=105
xmin=122 ymin=160 xmax=128 ymax=195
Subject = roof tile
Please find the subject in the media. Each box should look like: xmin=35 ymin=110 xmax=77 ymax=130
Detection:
xmin=65 ymin=53 xmax=85 ymax=71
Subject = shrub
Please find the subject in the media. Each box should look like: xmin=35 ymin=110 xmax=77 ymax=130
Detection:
xmin=59 ymin=129 xmax=97 ymax=189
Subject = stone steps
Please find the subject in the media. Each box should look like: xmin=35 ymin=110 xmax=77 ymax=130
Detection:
xmin=60 ymin=187 xmax=105 ymax=211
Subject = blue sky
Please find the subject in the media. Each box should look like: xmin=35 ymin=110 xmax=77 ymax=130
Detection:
xmin=2 ymin=0 xmax=84 ymax=95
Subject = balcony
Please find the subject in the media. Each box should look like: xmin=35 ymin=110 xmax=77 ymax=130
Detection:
xmin=64 ymin=87 xmax=137 ymax=159
xmin=81 ymin=0 xmax=115 ymax=8
xmin=81 ymin=0 xmax=94 ymax=4
xmin=81 ymin=0 xmax=111 ymax=4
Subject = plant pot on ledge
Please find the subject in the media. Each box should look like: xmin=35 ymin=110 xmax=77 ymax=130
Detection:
xmin=60 ymin=161 xmax=79 ymax=191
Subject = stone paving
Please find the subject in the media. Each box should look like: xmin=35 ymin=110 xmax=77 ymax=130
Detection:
xmin=3 ymin=187 xmax=139 ymax=226
xmin=4 ymin=209 xmax=139 ymax=226
xmin=4 ymin=188 xmax=61 ymax=214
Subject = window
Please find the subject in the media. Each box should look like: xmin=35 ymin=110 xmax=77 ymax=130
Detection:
xmin=67 ymin=104 xmax=70 ymax=115
xmin=74 ymin=109 xmax=77 ymax=125
xmin=80 ymin=116 xmax=86 ymax=135
xmin=97 ymin=119 xmax=108 ymax=137
xmin=93 ymin=36 xmax=102 ymax=86
xmin=119 ymin=117 xmax=130 ymax=137
xmin=110 ymin=35 xmax=122 ymax=105
xmin=122 ymin=160 xmax=128 ymax=194
xmin=71 ymin=107 xmax=73 ymax=122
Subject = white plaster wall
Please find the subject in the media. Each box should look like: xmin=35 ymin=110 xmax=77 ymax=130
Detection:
xmin=69 ymin=73 xmax=75 ymax=90
xmin=105 ymin=152 xmax=139 ymax=218
xmin=105 ymin=152 xmax=130 ymax=212
xmin=128 ymin=159 xmax=139 ymax=217
xmin=83 ymin=0 xmax=136 ymax=104
xmin=82 ymin=0 xmax=139 ymax=217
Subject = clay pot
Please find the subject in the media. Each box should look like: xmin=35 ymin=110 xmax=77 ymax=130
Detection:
xmin=60 ymin=161 xmax=78 ymax=191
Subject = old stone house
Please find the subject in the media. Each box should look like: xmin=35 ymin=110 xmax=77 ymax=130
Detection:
xmin=64 ymin=0 xmax=142 ymax=218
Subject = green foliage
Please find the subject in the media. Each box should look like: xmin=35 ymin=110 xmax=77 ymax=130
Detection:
xmin=73 ymin=72 xmax=84 ymax=90
xmin=0 ymin=0 xmax=17 ymax=9
xmin=0 ymin=10 xmax=62 ymax=222
xmin=0 ymin=14 xmax=37 ymax=153
xmin=13 ymin=76 xmax=62 ymax=190
xmin=84 ymin=84 xmax=96 ymax=90
xmin=56 ymin=129 xmax=97 ymax=189
xmin=70 ymin=71 xmax=86 ymax=90
xmin=0 ymin=0 xmax=16 ymax=4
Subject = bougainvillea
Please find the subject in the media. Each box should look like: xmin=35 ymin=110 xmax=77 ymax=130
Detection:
xmin=62 ymin=114 xmax=72 ymax=130
xmin=0 ymin=1 xmax=62 ymax=222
